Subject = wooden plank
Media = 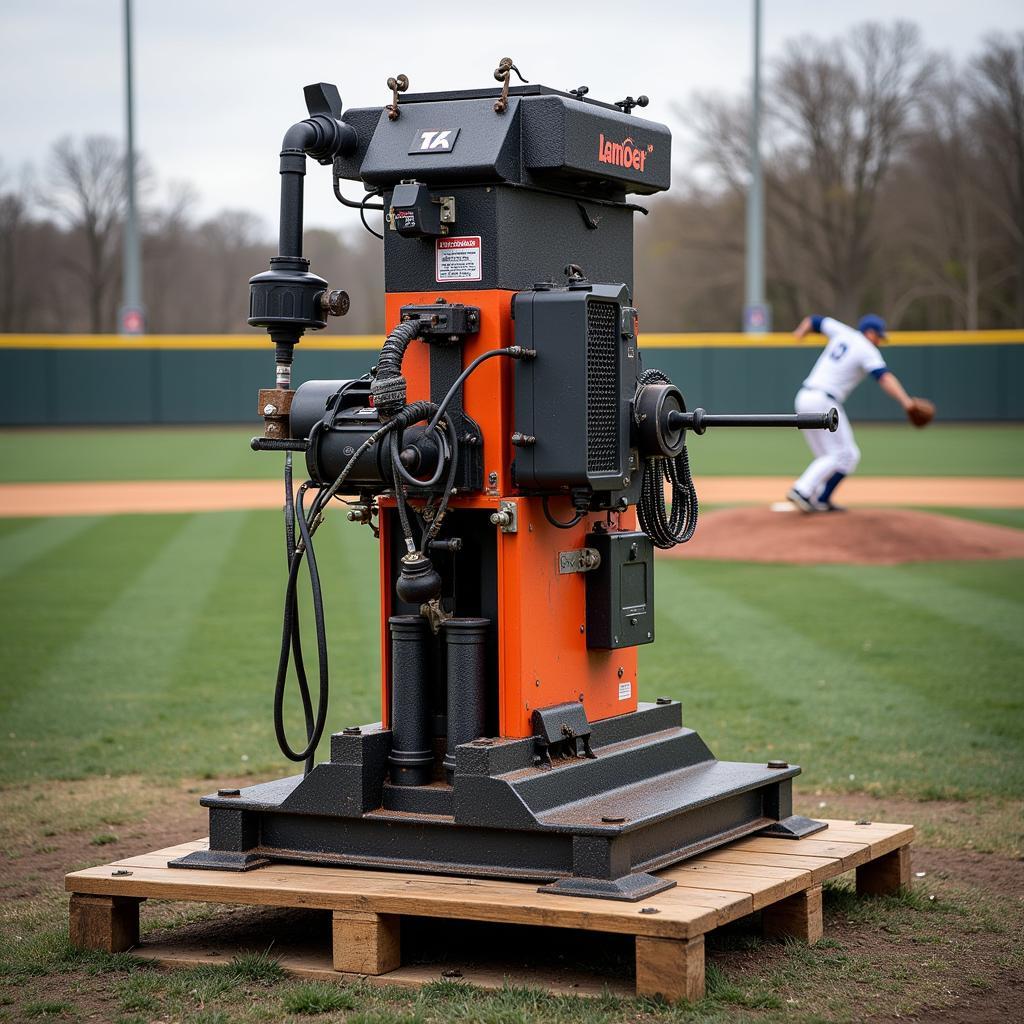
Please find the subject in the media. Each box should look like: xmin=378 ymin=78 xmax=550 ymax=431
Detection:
xmin=729 ymin=836 xmax=876 ymax=870
xmin=857 ymin=846 xmax=911 ymax=896
xmin=65 ymin=863 xmax=713 ymax=940
xmin=762 ymin=884 xmax=823 ymax=944
xmin=635 ymin=935 xmax=704 ymax=1002
xmin=69 ymin=894 xmax=142 ymax=953
xmin=698 ymin=848 xmax=837 ymax=885
xmin=332 ymin=910 xmax=400 ymax=975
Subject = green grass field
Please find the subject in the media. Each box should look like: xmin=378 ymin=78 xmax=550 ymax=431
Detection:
xmin=1 ymin=424 xmax=1022 ymax=1024
xmin=1 ymin=422 xmax=1022 ymax=482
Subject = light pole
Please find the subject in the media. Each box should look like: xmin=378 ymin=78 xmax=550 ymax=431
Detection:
xmin=120 ymin=0 xmax=145 ymax=335
xmin=743 ymin=0 xmax=769 ymax=333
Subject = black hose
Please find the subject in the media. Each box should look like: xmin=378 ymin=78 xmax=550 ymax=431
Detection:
xmin=370 ymin=320 xmax=424 ymax=416
xmin=637 ymin=369 xmax=699 ymax=548
xmin=542 ymin=495 xmax=584 ymax=530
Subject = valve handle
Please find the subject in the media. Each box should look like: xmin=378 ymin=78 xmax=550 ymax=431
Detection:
xmin=304 ymin=82 xmax=343 ymax=119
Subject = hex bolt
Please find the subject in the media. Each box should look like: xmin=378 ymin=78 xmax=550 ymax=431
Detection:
xmin=343 ymin=726 xmax=362 ymax=735
xmin=617 ymin=667 xmax=624 ymax=678
xmin=488 ymin=471 xmax=498 ymax=486
xmin=489 ymin=509 xmax=512 ymax=528
xmin=639 ymin=907 xmax=660 ymax=914
xmin=263 ymin=404 xmax=277 ymax=416
xmin=601 ymin=815 xmax=626 ymax=824
xmin=655 ymin=696 xmax=672 ymax=705
xmin=767 ymin=760 xmax=789 ymax=769
xmin=218 ymin=788 xmax=241 ymax=797
xmin=111 ymin=869 xmax=133 ymax=877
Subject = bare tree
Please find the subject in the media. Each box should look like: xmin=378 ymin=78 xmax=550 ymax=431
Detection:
xmin=41 ymin=136 xmax=148 ymax=332
xmin=969 ymin=33 xmax=1024 ymax=322
xmin=764 ymin=21 xmax=932 ymax=320
xmin=0 ymin=162 xmax=30 ymax=331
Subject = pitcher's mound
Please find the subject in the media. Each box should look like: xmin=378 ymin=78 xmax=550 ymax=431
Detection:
xmin=673 ymin=507 xmax=1024 ymax=565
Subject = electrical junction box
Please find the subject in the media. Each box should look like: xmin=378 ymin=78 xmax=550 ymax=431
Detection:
xmin=512 ymin=282 xmax=639 ymax=493
xmin=585 ymin=530 xmax=655 ymax=650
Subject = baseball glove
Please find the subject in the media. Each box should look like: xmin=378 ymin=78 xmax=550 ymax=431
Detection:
xmin=906 ymin=397 xmax=936 ymax=428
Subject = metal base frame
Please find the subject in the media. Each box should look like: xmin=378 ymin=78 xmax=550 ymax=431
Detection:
xmin=170 ymin=702 xmax=824 ymax=900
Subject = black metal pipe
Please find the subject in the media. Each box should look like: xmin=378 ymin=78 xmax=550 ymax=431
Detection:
xmin=387 ymin=615 xmax=433 ymax=787
xmin=278 ymin=122 xmax=317 ymax=259
xmin=667 ymin=408 xmax=838 ymax=435
xmin=441 ymin=618 xmax=490 ymax=783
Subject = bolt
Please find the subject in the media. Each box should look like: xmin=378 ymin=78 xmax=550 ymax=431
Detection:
xmin=263 ymin=404 xmax=277 ymax=416
xmin=490 ymin=509 xmax=512 ymax=528
xmin=579 ymin=624 xmax=585 ymax=634
xmin=767 ymin=760 xmax=789 ymax=770
xmin=639 ymin=907 xmax=660 ymax=914
xmin=343 ymin=726 xmax=362 ymax=735
xmin=856 ymin=819 xmax=873 ymax=826
xmin=630 ymin=616 xmax=638 ymax=626
xmin=488 ymin=471 xmax=498 ymax=486
xmin=218 ymin=788 xmax=241 ymax=797
xmin=601 ymin=815 xmax=626 ymax=824
xmin=535 ymin=679 xmax=541 ymax=688
xmin=617 ymin=667 xmax=624 ymax=678
xmin=655 ymin=696 xmax=672 ymax=705
xmin=112 ymin=869 xmax=133 ymax=877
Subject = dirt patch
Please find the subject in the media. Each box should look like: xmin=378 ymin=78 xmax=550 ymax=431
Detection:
xmin=2 ymin=475 xmax=1023 ymax=518
xmin=673 ymin=507 xmax=1024 ymax=564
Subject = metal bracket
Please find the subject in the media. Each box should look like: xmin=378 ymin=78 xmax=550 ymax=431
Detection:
xmin=437 ymin=195 xmax=456 ymax=228
xmin=489 ymin=501 xmax=518 ymax=534
xmin=558 ymin=547 xmax=601 ymax=574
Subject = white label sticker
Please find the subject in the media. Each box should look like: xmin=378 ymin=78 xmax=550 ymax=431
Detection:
xmin=436 ymin=235 xmax=482 ymax=282
xmin=618 ymin=680 xmax=632 ymax=701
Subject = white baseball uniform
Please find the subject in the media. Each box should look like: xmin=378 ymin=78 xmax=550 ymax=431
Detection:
xmin=792 ymin=317 xmax=888 ymax=501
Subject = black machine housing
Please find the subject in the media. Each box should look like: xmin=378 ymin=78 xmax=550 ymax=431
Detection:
xmin=173 ymin=77 xmax=830 ymax=899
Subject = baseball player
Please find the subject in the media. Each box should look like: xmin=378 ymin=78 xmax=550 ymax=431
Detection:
xmin=787 ymin=314 xmax=934 ymax=512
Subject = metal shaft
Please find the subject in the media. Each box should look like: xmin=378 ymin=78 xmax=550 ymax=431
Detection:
xmin=441 ymin=618 xmax=490 ymax=783
xmin=668 ymin=408 xmax=838 ymax=434
xmin=387 ymin=615 xmax=433 ymax=786
xmin=744 ymin=0 xmax=765 ymax=332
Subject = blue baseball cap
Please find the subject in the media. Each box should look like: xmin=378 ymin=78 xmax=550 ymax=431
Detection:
xmin=858 ymin=314 xmax=887 ymax=338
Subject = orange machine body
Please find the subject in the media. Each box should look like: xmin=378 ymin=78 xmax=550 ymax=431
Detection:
xmin=379 ymin=289 xmax=639 ymax=738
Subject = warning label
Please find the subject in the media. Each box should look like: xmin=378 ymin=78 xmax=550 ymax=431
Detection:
xmin=618 ymin=680 xmax=632 ymax=701
xmin=436 ymin=235 xmax=482 ymax=283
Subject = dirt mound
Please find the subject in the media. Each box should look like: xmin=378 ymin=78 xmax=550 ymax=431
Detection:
xmin=672 ymin=507 xmax=1024 ymax=564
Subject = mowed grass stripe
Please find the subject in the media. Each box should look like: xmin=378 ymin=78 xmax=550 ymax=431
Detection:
xmin=0 ymin=516 xmax=101 ymax=580
xmin=813 ymin=562 xmax=1024 ymax=651
xmin=1 ymin=511 xmax=246 ymax=780
xmin=650 ymin=560 xmax=1023 ymax=799
xmin=143 ymin=510 xmax=383 ymax=779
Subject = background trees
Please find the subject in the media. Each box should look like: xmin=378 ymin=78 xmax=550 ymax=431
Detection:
xmin=0 ymin=24 xmax=1021 ymax=334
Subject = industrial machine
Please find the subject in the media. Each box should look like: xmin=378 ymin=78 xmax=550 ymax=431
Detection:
xmin=172 ymin=67 xmax=837 ymax=900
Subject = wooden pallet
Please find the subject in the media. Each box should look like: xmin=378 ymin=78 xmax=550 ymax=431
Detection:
xmin=66 ymin=819 xmax=913 ymax=1002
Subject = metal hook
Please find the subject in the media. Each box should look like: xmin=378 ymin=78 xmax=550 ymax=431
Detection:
xmin=386 ymin=74 xmax=409 ymax=121
xmin=493 ymin=57 xmax=528 ymax=114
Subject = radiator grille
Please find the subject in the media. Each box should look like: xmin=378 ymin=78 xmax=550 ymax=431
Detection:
xmin=586 ymin=300 xmax=619 ymax=474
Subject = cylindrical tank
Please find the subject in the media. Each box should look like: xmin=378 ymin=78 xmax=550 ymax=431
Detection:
xmin=387 ymin=615 xmax=433 ymax=786
xmin=441 ymin=617 xmax=490 ymax=782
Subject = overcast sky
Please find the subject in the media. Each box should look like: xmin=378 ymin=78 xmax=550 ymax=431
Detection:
xmin=3 ymin=1 xmax=1022 ymax=234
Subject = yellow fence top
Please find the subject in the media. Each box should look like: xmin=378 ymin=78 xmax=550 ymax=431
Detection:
xmin=0 ymin=330 xmax=1022 ymax=351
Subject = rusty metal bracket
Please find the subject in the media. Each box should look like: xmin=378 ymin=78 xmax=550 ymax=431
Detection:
xmin=258 ymin=388 xmax=294 ymax=440
xmin=493 ymin=58 xmax=527 ymax=114
xmin=489 ymin=500 xmax=518 ymax=534
xmin=558 ymin=548 xmax=601 ymax=574
xmin=386 ymin=74 xmax=409 ymax=121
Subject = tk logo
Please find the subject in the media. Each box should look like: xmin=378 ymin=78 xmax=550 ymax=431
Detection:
xmin=409 ymin=128 xmax=460 ymax=154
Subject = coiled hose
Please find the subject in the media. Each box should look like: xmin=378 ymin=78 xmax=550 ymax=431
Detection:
xmin=636 ymin=368 xmax=699 ymax=548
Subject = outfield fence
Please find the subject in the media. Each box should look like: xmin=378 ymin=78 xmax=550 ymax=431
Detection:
xmin=2 ymin=331 xmax=1022 ymax=426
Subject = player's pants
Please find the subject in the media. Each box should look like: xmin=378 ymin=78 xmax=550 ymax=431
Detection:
xmin=792 ymin=387 xmax=860 ymax=499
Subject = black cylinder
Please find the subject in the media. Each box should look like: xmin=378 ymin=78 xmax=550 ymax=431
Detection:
xmin=442 ymin=617 xmax=490 ymax=782
xmin=388 ymin=615 xmax=433 ymax=786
